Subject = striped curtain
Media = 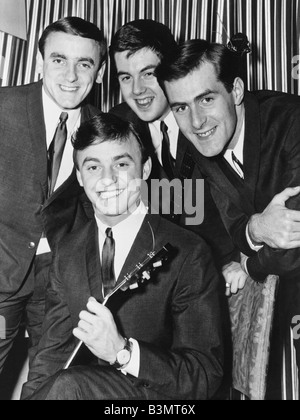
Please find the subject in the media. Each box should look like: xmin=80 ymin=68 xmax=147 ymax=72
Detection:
xmin=0 ymin=0 xmax=299 ymax=111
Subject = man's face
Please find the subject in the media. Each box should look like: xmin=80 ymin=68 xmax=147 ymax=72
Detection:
xmin=76 ymin=136 xmax=151 ymax=225
xmin=37 ymin=32 xmax=105 ymax=110
xmin=165 ymin=62 xmax=245 ymax=157
xmin=114 ymin=48 xmax=170 ymax=122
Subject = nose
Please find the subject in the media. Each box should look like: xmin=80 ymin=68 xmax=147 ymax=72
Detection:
xmin=100 ymin=167 xmax=118 ymax=187
xmin=132 ymin=77 xmax=147 ymax=96
xmin=65 ymin=63 xmax=78 ymax=83
xmin=191 ymin=109 xmax=207 ymax=130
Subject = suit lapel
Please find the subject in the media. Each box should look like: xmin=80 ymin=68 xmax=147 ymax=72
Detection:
xmin=27 ymin=81 xmax=48 ymax=198
xmin=117 ymin=214 xmax=162 ymax=286
xmin=243 ymin=93 xmax=261 ymax=208
xmin=193 ymin=148 xmax=244 ymax=209
xmin=85 ymin=221 xmax=103 ymax=302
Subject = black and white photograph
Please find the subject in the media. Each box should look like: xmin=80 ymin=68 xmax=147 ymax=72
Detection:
xmin=0 ymin=0 xmax=299 ymax=403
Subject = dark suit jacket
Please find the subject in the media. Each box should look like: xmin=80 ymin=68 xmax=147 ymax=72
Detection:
xmin=192 ymin=91 xmax=300 ymax=308
xmin=0 ymin=81 xmax=99 ymax=298
xmin=22 ymin=214 xmax=224 ymax=400
xmin=110 ymin=103 xmax=237 ymax=268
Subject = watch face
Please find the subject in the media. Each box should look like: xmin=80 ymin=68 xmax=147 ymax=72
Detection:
xmin=117 ymin=349 xmax=131 ymax=366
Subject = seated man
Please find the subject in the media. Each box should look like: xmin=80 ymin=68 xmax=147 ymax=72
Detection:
xmin=21 ymin=113 xmax=223 ymax=401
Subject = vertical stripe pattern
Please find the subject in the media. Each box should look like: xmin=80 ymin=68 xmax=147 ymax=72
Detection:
xmin=0 ymin=0 xmax=299 ymax=110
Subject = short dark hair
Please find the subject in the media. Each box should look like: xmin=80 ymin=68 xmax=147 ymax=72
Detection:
xmin=72 ymin=113 xmax=150 ymax=169
xmin=110 ymin=19 xmax=177 ymax=63
xmin=39 ymin=17 xmax=107 ymax=65
xmin=156 ymin=39 xmax=242 ymax=93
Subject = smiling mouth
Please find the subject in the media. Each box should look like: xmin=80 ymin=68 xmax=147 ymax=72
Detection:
xmin=60 ymin=85 xmax=80 ymax=93
xmin=196 ymin=127 xmax=217 ymax=139
xmin=135 ymin=97 xmax=154 ymax=109
xmin=98 ymin=189 xmax=125 ymax=200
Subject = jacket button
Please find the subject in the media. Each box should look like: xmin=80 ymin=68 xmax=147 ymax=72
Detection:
xmin=28 ymin=242 xmax=36 ymax=250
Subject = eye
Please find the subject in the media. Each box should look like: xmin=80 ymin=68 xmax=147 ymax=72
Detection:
xmin=201 ymin=97 xmax=214 ymax=105
xmin=87 ymin=165 xmax=101 ymax=173
xmin=119 ymin=75 xmax=131 ymax=84
xmin=116 ymin=162 xmax=130 ymax=170
xmin=79 ymin=63 xmax=93 ymax=70
xmin=173 ymin=105 xmax=188 ymax=114
xmin=143 ymin=71 xmax=155 ymax=79
xmin=53 ymin=59 xmax=65 ymax=66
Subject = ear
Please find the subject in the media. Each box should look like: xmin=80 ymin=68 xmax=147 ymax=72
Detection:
xmin=142 ymin=157 xmax=152 ymax=181
xmin=95 ymin=61 xmax=106 ymax=84
xmin=232 ymin=77 xmax=245 ymax=106
xmin=76 ymin=169 xmax=84 ymax=187
xmin=36 ymin=51 xmax=44 ymax=76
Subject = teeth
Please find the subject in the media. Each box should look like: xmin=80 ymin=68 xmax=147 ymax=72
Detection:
xmin=197 ymin=128 xmax=216 ymax=138
xmin=100 ymin=190 xmax=124 ymax=200
xmin=136 ymin=98 xmax=153 ymax=106
xmin=60 ymin=86 xmax=78 ymax=92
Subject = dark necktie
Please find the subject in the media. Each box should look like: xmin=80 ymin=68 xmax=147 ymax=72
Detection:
xmin=102 ymin=228 xmax=116 ymax=297
xmin=48 ymin=112 xmax=69 ymax=196
xmin=232 ymin=151 xmax=244 ymax=178
xmin=161 ymin=121 xmax=175 ymax=180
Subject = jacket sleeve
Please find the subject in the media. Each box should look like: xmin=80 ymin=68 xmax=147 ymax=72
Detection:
xmin=21 ymin=251 xmax=76 ymax=400
xmin=136 ymin=241 xmax=224 ymax=400
xmin=246 ymin=112 xmax=300 ymax=281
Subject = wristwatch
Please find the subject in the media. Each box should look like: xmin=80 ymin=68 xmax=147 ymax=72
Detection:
xmin=111 ymin=338 xmax=133 ymax=370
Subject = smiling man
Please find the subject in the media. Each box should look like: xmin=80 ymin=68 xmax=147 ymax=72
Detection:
xmin=157 ymin=39 xmax=300 ymax=384
xmin=110 ymin=20 xmax=237 ymax=278
xmin=0 ymin=17 xmax=106 ymax=380
xmin=22 ymin=113 xmax=223 ymax=401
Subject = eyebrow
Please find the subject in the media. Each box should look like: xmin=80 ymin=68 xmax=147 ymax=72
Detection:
xmin=117 ymin=65 xmax=157 ymax=78
xmin=113 ymin=153 xmax=134 ymax=162
xmin=82 ymin=154 xmax=134 ymax=166
xmin=82 ymin=157 xmax=101 ymax=166
xmin=50 ymin=53 xmax=95 ymax=66
xmin=170 ymin=89 xmax=218 ymax=108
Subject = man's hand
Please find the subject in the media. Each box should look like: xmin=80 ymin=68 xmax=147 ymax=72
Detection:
xmin=248 ymin=187 xmax=300 ymax=249
xmin=222 ymin=257 xmax=248 ymax=295
xmin=73 ymin=298 xmax=125 ymax=364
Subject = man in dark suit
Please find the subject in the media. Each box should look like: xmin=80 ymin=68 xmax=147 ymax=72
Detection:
xmin=157 ymin=39 xmax=300 ymax=375
xmin=109 ymin=20 xmax=237 ymax=270
xmin=21 ymin=113 xmax=224 ymax=400
xmin=0 ymin=17 xmax=106 ymax=375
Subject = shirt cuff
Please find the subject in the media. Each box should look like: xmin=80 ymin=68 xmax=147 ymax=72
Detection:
xmin=121 ymin=339 xmax=140 ymax=378
xmin=243 ymin=258 xmax=250 ymax=276
xmin=246 ymin=223 xmax=264 ymax=252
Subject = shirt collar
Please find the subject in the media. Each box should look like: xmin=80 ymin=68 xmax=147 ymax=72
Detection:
xmin=151 ymin=110 xmax=178 ymax=134
xmin=224 ymin=117 xmax=245 ymax=164
xmin=42 ymin=87 xmax=81 ymax=129
xmin=95 ymin=201 xmax=148 ymax=236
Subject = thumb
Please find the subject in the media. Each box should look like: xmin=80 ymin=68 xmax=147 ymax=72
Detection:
xmin=273 ymin=187 xmax=300 ymax=205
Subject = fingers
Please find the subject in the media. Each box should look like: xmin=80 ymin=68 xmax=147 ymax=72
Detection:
xmin=87 ymin=298 xmax=110 ymax=318
xmin=273 ymin=187 xmax=300 ymax=205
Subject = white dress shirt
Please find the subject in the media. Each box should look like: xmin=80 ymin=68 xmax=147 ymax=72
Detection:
xmin=42 ymin=88 xmax=81 ymax=191
xmin=95 ymin=202 xmax=148 ymax=377
xmin=36 ymin=89 xmax=81 ymax=256
xmin=149 ymin=111 xmax=179 ymax=164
